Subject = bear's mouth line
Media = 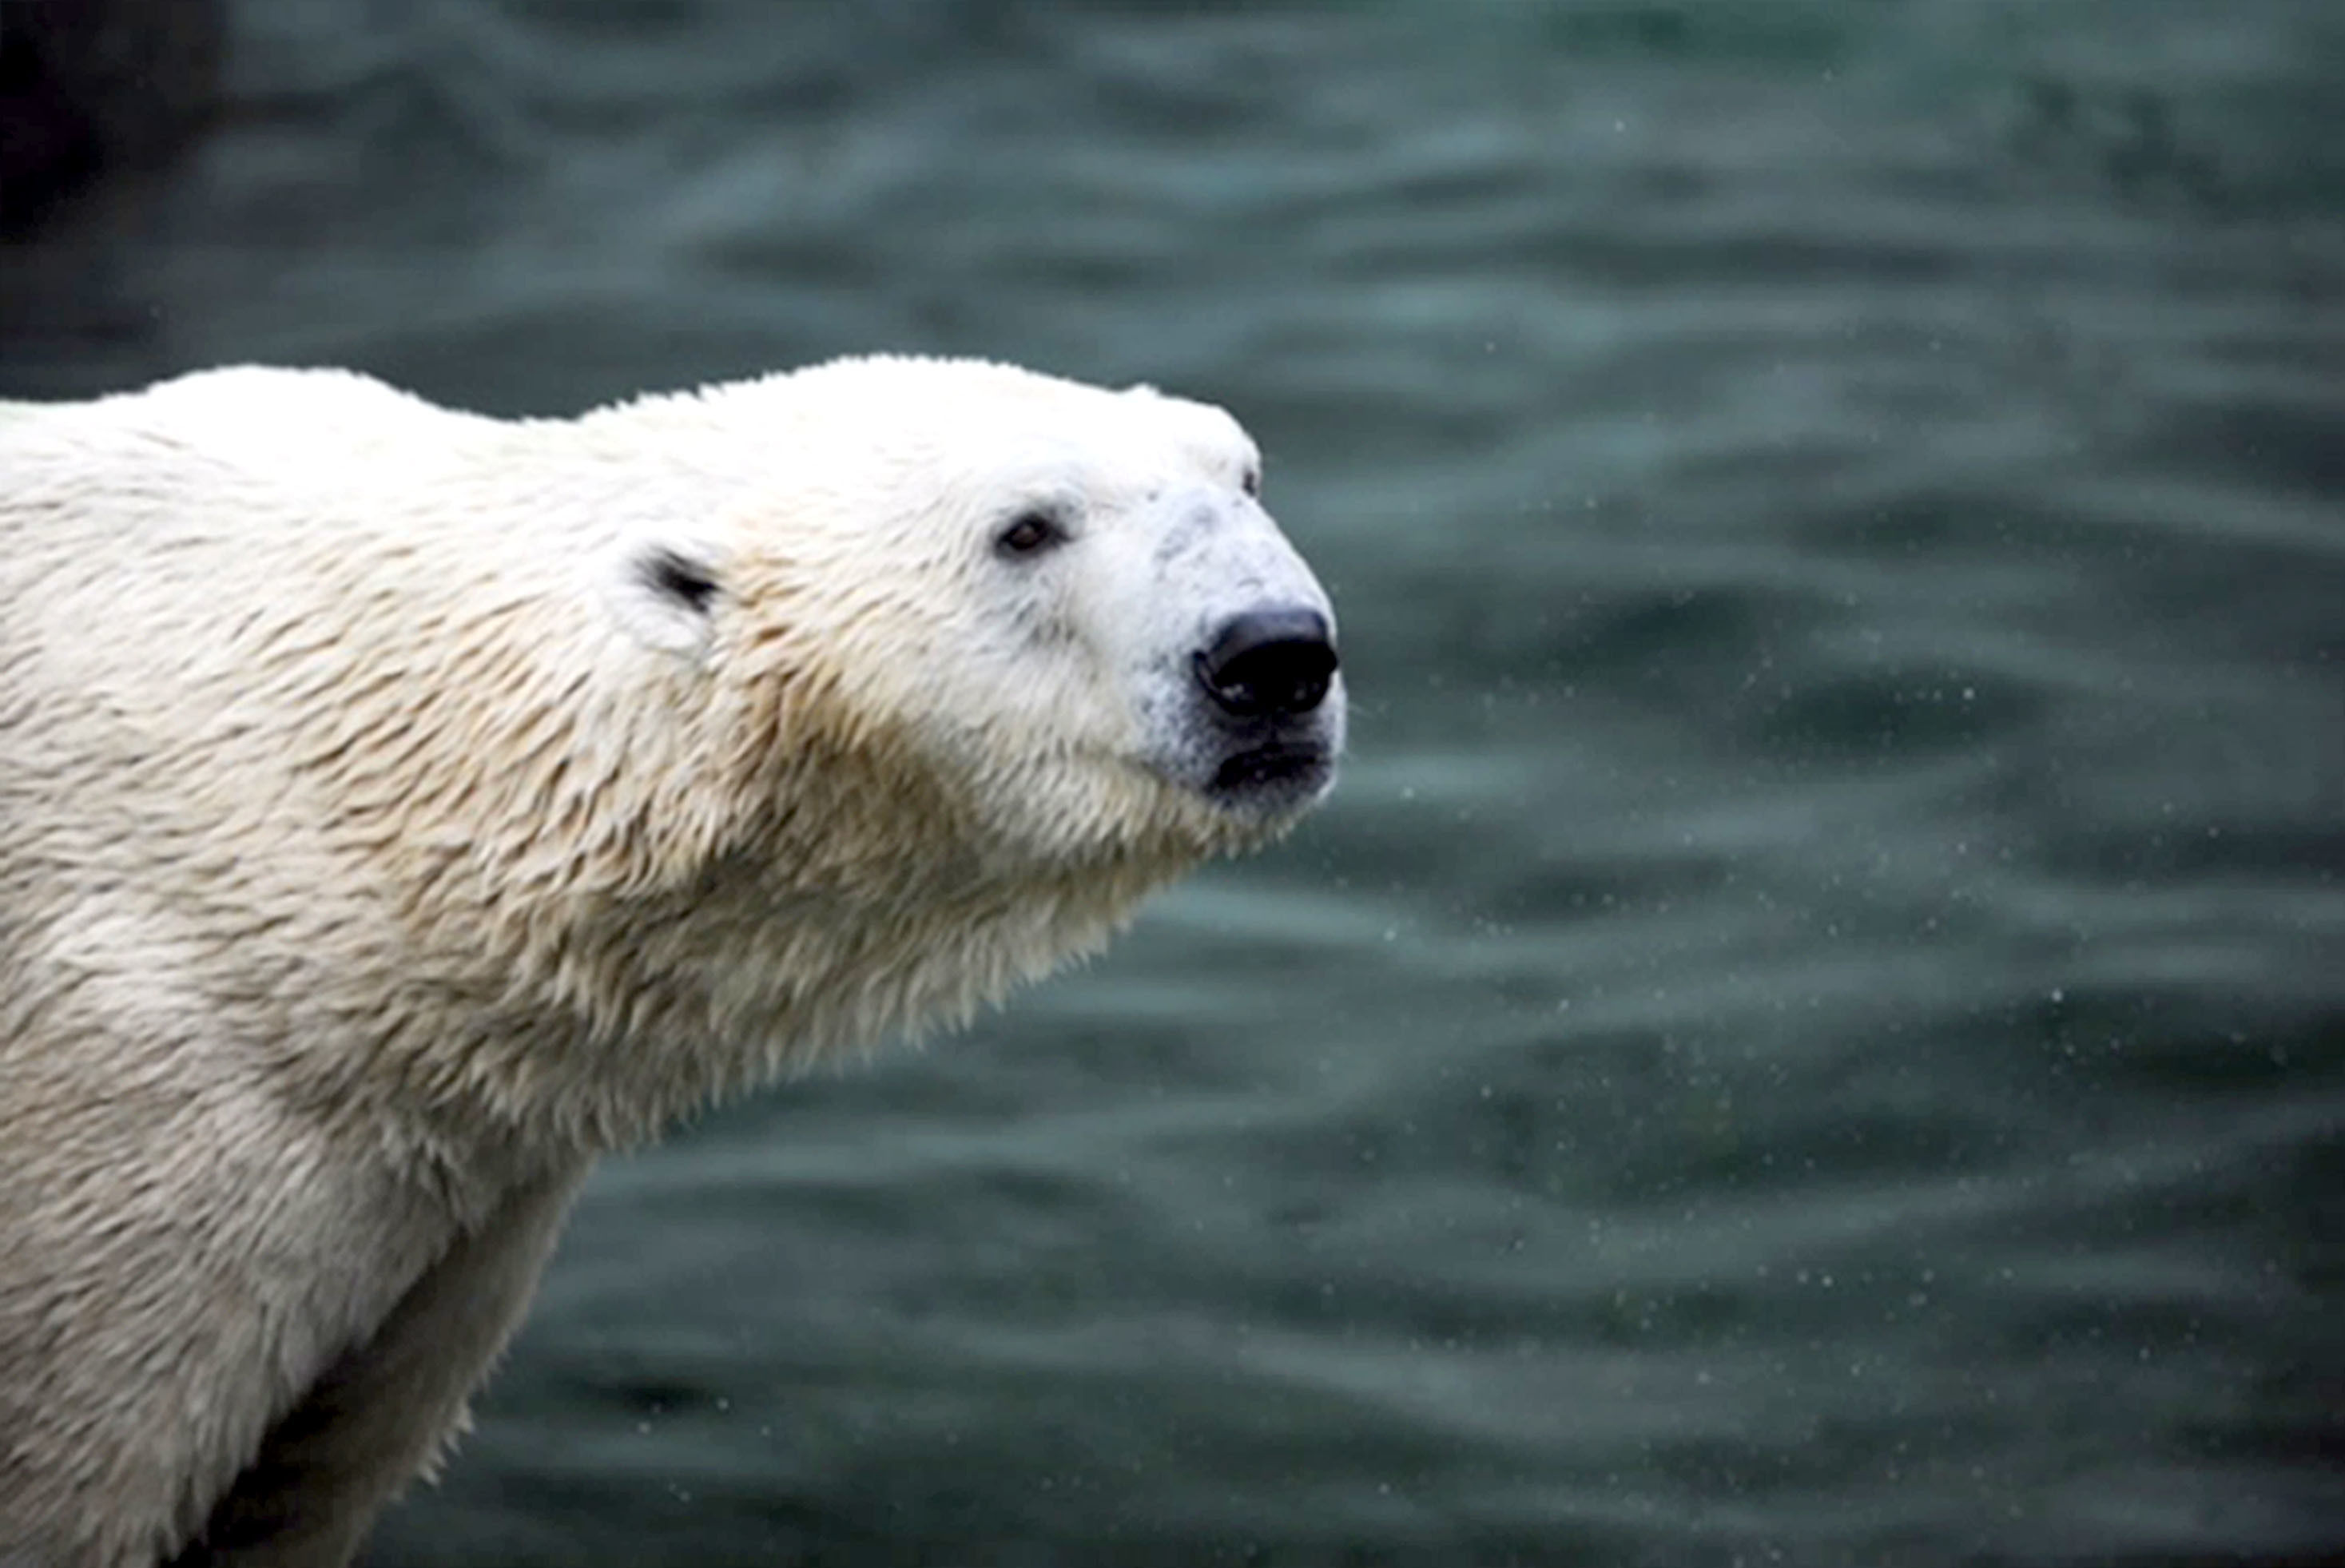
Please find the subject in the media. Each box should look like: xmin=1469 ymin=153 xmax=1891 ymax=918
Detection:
xmin=1207 ymin=738 xmax=1330 ymax=796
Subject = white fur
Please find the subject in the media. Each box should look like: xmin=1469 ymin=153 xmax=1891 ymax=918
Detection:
xmin=0 ymin=358 xmax=1341 ymax=1566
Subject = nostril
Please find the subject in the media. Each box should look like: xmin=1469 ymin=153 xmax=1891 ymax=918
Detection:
xmin=1196 ymin=609 xmax=1338 ymax=719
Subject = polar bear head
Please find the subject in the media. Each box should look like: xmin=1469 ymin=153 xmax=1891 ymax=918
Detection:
xmin=588 ymin=355 xmax=1345 ymax=885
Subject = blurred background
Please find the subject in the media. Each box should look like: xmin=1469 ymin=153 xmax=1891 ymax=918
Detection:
xmin=5 ymin=2 xmax=2342 ymax=1563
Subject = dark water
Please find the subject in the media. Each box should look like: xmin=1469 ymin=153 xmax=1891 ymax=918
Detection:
xmin=6 ymin=2 xmax=2343 ymax=1563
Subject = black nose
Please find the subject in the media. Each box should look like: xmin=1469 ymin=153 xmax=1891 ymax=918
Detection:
xmin=1195 ymin=608 xmax=1338 ymax=720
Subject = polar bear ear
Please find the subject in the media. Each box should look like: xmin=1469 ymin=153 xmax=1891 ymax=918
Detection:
xmin=603 ymin=537 xmax=726 ymax=660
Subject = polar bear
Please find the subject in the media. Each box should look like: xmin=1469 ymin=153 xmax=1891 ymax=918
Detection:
xmin=0 ymin=358 xmax=1342 ymax=1567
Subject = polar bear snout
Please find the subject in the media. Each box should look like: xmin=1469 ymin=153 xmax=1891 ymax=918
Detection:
xmin=1181 ymin=603 xmax=1344 ymax=810
xmin=1194 ymin=607 xmax=1338 ymax=720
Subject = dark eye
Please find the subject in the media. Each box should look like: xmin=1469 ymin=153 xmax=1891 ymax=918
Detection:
xmin=1240 ymin=464 xmax=1262 ymax=498
xmin=995 ymin=510 xmax=1065 ymax=559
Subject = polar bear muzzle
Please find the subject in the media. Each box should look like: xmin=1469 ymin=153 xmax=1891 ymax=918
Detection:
xmin=1189 ymin=606 xmax=1341 ymax=806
